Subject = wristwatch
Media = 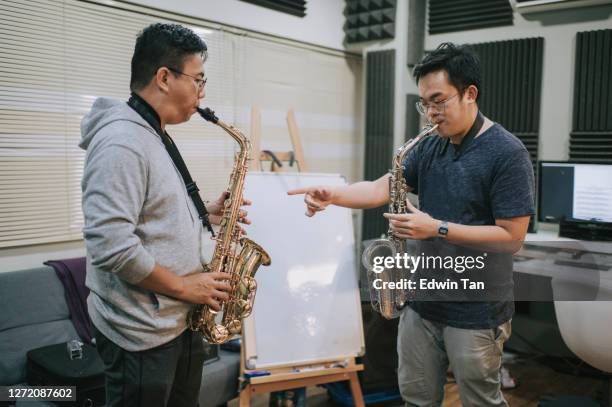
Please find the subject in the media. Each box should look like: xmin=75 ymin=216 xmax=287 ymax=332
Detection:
xmin=438 ymin=221 xmax=449 ymax=238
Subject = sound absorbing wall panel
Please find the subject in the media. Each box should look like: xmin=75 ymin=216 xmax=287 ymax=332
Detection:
xmin=405 ymin=93 xmax=422 ymax=142
xmin=571 ymin=29 xmax=612 ymax=163
xmin=362 ymin=50 xmax=395 ymax=240
xmin=406 ymin=0 xmax=426 ymax=66
xmin=428 ymin=0 xmax=513 ymax=35
xmin=471 ymin=37 xmax=544 ymax=170
xmin=240 ymin=0 xmax=306 ymax=17
xmin=344 ymin=0 xmax=397 ymax=44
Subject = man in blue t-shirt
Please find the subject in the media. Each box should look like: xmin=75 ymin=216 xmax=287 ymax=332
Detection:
xmin=289 ymin=43 xmax=534 ymax=406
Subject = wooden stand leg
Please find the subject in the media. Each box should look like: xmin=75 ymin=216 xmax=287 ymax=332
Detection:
xmin=348 ymin=371 xmax=365 ymax=407
xmin=239 ymin=384 xmax=251 ymax=407
xmin=286 ymin=109 xmax=307 ymax=172
xmin=250 ymin=106 xmax=262 ymax=171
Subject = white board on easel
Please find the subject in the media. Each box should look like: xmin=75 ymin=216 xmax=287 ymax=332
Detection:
xmin=241 ymin=172 xmax=365 ymax=370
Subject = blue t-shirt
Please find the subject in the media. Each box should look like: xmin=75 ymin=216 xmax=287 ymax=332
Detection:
xmin=402 ymin=122 xmax=535 ymax=329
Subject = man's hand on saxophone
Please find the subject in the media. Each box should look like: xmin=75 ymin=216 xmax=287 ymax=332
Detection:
xmin=207 ymin=191 xmax=252 ymax=234
xmin=178 ymin=272 xmax=232 ymax=311
xmin=384 ymin=199 xmax=439 ymax=240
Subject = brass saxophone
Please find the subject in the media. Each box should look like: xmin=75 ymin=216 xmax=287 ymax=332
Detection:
xmin=188 ymin=107 xmax=271 ymax=344
xmin=362 ymin=123 xmax=438 ymax=319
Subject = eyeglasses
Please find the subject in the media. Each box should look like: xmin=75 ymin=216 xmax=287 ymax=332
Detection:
xmin=167 ymin=67 xmax=207 ymax=90
xmin=415 ymin=93 xmax=459 ymax=116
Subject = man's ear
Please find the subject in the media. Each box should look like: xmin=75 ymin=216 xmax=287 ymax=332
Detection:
xmin=464 ymin=84 xmax=478 ymax=103
xmin=154 ymin=67 xmax=170 ymax=93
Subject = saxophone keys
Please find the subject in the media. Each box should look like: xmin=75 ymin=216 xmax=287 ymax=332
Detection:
xmin=236 ymin=299 xmax=252 ymax=318
xmin=227 ymin=319 xmax=242 ymax=335
xmin=241 ymin=304 xmax=252 ymax=317
xmin=245 ymin=276 xmax=257 ymax=292
xmin=237 ymin=276 xmax=256 ymax=296
xmin=210 ymin=325 xmax=230 ymax=344
xmin=237 ymin=279 xmax=248 ymax=296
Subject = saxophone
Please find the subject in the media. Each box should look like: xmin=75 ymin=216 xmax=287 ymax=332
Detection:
xmin=188 ymin=107 xmax=271 ymax=344
xmin=362 ymin=123 xmax=438 ymax=319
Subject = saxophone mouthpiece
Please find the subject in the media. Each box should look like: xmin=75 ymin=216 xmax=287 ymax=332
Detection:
xmin=422 ymin=123 xmax=439 ymax=136
xmin=197 ymin=107 xmax=218 ymax=123
xmin=425 ymin=122 xmax=439 ymax=131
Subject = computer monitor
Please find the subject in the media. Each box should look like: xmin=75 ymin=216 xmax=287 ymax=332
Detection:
xmin=538 ymin=161 xmax=612 ymax=223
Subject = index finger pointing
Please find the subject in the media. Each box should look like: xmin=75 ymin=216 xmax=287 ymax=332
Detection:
xmin=287 ymin=187 xmax=312 ymax=195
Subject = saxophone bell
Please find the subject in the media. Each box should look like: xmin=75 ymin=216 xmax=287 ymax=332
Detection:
xmin=362 ymin=238 xmax=407 ymax=319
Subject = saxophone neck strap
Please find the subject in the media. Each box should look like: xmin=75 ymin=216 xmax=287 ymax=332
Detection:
xmin=447 ymin=111 xmax=485 ymax=161
xmin=127 ymin=93 xmax=215 ymax=237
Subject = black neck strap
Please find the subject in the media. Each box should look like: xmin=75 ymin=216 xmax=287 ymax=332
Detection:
xmin=440 ymin=111 xmax=485 ymax=160
xmin=127 ymin=93 xmax=215 ymax=237
xmin=450 ymin=111 xmax=485 ymax=160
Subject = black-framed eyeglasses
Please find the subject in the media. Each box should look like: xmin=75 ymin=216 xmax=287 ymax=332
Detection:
xmin=415 ymin=93 xmax=459 ymax=116
xmin=167 ymin=67 xmax=207 ymax=90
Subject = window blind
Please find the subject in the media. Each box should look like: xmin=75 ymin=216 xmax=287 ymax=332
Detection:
xmin=0 ymin=0 xmax=235 ymax=248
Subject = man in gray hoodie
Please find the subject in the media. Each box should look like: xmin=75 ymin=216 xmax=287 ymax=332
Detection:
xmin=80 ymin=23 xmax=237 ymax=407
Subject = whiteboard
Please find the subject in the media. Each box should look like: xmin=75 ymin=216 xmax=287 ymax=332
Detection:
xmin=242 ymin=172 xmax=365 ymax=369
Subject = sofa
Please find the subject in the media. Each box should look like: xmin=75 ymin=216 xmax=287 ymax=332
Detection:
xmin=0 ymin=265 xmax=240 ymax=406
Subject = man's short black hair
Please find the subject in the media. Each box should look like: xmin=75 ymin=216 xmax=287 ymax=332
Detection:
xmin=130 ymin=23 xmax=208 ymax=91
xmin=412 ymin=42 xmax=481 ymax=102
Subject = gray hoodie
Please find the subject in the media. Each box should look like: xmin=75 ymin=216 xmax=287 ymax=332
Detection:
xmin=80 ymin=97 xmax=209 ymax=351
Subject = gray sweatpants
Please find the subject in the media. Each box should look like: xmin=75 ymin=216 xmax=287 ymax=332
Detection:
xmin=397 ymin=306 xmax=511 ymax=407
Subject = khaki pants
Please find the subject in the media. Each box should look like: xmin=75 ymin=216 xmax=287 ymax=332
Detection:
xmin=397 ymin=306 xmax=511 ymax=407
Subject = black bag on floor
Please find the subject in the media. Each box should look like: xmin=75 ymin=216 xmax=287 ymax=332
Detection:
xmin=26 ymin=341 xmax=105 ymax=407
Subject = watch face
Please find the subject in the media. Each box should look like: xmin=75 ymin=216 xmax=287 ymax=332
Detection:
xmin=439 ymin=222 xmax=448 ymax=235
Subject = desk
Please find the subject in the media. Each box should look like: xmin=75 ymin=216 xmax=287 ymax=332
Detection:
xmin=507 ymin=232 xmax=612 ymax=360
xmin=514 ymin=233 xmax=612 ymax=301
xmin=525 ymin=230 xmax=612 ymax=254
xmin=525 ymin=229 xmax=575 ymax=242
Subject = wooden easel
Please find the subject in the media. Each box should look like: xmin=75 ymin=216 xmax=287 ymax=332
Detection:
xmin=239 ymin=107 xmax=365 ymax=406
xmin=249 ymin=106 xmax=308 ymax=173
xmin=239 ymin=346 xmax=365 ymax=406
